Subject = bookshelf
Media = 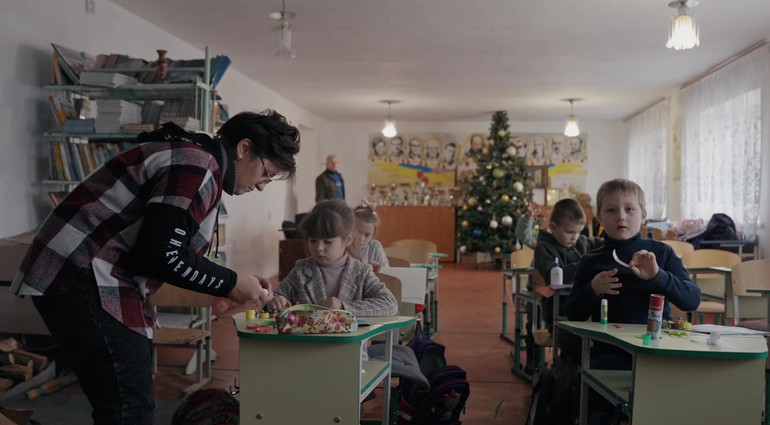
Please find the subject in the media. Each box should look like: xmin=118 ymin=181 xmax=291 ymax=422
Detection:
xmin=43 ymin=46 xmax=224 ymax=206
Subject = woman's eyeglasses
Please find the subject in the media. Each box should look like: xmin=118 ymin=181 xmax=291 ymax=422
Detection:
xmin=259 ymin=156 xmax=275 ymax=182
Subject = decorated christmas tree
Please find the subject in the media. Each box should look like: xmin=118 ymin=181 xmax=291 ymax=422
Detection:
xmin=456 ymin=111 xmax=533 ymax=256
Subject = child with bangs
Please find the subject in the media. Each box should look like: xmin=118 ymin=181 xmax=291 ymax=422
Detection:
xmin=268 ymin=199 xmax=398 ymax=316
xmin=353 ymin=200 xmax=389 ymax=273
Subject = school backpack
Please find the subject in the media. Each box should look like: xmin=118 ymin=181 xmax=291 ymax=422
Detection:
xmin=526 ymin=355 xmax=579 ymax=425
xmin=398 ymin=322 xmax=470 ymax=425
xmin=687 ymin=213 xmax=737 ymax=249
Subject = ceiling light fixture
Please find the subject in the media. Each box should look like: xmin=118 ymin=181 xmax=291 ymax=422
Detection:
xmin=270 ymin=0 xmax=296 ymax=58
xmin=380 ymin=100 xmax=400 ymax=138
xmin=562 ymin=98 xmax=582 ymax=137
xmin=666 ymin=0 xmax=700 ymax=51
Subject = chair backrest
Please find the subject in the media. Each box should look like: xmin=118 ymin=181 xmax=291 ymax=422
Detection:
xmin=509 ymin=245 xmax=534 ymax=268
xmin=640 ymin=226 xmax=649 ymax=238
xmin=390 ymin=239 xmax=438 ymax=254
xmin=652 ymin=228 xmax=664 ymax=241
xmin=729 ymin=259 xmax=770 ymax=321
xmin=681 ymin=249 xmax=741 ymax=269
xmin=664 ymin=229 xmax=678 ymax=240
xmin=152 ymin=284 xmax=214 ymax=308
xmin=384 ymin=245 xmax=430 ymax=265
xmin=661 ymin=240 xmax=695 ymax=257
xmin=376 ymin=272 xmax=402 ymax=310
xmin=387 ymin=256 xmax=411 ymax=268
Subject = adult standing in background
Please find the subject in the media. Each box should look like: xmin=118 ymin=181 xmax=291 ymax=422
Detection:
xmin=315 ymin=154 xmax=345 ymax=202
xmin=10 ymin=110 xmax=301 ymax=425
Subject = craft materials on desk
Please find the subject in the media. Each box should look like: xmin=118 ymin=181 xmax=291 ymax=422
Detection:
xmin=600 ymin=299 xmax=608 ymax=324
xmin=647 ymin=294 xmax=664 ymax=339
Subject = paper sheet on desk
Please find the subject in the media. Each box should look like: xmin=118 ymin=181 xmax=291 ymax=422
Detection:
xmin=378 ymin=266 xmax=428 ymax=304
xmin=689 ymin=324 xmax=770 ymax=335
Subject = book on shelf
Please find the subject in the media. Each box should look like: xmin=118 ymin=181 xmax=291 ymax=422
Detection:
xmin=47 ymin=96 xmax=78 ymax=129
xmin=79 ymin=71 xmax=138 ymax=88
xmin=121 ymin=123 xmax=155 ymax=134
xmin=48 ymin=140 xmax=135 ymax=183
xmin=51 ymin=43 xmax=94 ymax=85
xmin=61 ymin=119 xmax=96 ymax=134
xmin=48 ymin=191 xmax=70 ymax=207
xmin=160 ymin=116 xmax=201 ymax=132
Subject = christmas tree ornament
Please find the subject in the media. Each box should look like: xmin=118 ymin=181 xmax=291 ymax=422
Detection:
xmin=497 ymin=130 xmax=506 ymax=137
xmin=473 ymin=228 xmax=482 ymax=237
xmin=486 ymin=164 xmax=493 ymax=170
xmin=459 ymin=245 xmax=467 ymax=254
xmin=482 ymin=147 xmax=490 ymax=155
xmin=461 ymin=220 xmax=469 ymax=228
xmin=501 ymin=215 xmax=513 ymax=226
xmin=506 ymin=146 xmax=516 ymax=157
xmin=467 ymin=197 xmax=477 ymax=206
xmin=492 ymin=168 xmax=505 ymax=179
xmin=490 ymin=219 xmax=499 ymax=229
xmin=462 ymin=205 xmax=468 ymax=211
xmin=501 ymin=194 xmax=510 ymax=202
xmin=478 ymin=176 xmax=485 ymax=183
xmin=494 ymin=246 xmax=501 ymax=254
xmin=513 ymin=181 xmax=524 ymax=192
xmin=485 ymin=199 xmax=491 ymax=204
xmin=477 ymin=206 xmax=483 ymax=211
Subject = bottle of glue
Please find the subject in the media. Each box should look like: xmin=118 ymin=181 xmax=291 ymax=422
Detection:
xmin=601 ymin=299 xmax=608 ymax=324
xmin=550 ymin=258 xmax=563 ymax=287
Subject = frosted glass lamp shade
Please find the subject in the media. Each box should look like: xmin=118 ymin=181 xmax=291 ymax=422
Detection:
xmin=382 ymin=119 xmax=397 ymax=137
xmin=563 ymin=116 xmax=580 ymax=137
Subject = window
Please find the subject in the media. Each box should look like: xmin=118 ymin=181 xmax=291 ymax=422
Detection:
xmin=628 ymin=99 xmax=669 ymax=220
xmin=679 ymin=47 xmax=765 ymax=239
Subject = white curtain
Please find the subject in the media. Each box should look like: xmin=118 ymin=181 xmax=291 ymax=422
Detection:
xmin=679 ymin=47 xmax=766 ymax=239
xmin=628 ymin=99 xmax=669 ymax=219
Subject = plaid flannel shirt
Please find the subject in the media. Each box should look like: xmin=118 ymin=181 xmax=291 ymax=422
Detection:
xmin=11 ymin=141 xmax=224 ymax=337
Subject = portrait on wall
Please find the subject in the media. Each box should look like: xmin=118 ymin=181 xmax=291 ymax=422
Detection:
xmin=368 ymin=132 xmax=461 ymax=188
xmin=530 ymin=165 xmax=548 ymax=189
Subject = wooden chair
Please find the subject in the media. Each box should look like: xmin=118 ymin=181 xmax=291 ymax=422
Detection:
xmin=390 ymin=239 xmax=438 ymax=255
xmin=387 ymin=256 xmax=411 ymax=268
xmin=151 ymin=284 xmax=214 ymax=396
xmin=652 ymin=228 xmax=664 ymax=241
xmin=681 ymin=249 xmax=742 ymax=325
xmin=384 ymin=244 xmax=442 ymax=337
xmin=729 ymin=259 xmax=770 ymax=330
xmin=375 ymin=272 xmax=415 ymax=343
xmin=384 ymin=246 xmax=431 ymax=265
xmin=661 ymin=240 xmax=695 ymax=257
xmin=664 ymin=229 xmax=678 ymax=240
xmin=640 ymin=226 xmax=649 ymax=238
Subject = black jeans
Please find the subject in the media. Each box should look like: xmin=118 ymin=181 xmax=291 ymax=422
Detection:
xmin=33 ymin=268 xmax=155 ymax=425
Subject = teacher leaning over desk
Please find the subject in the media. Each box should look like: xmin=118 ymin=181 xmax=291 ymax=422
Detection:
xmin=10 ymin=109 xmax=300 ymax=425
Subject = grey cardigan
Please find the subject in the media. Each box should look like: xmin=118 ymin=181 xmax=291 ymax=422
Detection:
xmin=275 ymin=256 xmax=398 ymax=316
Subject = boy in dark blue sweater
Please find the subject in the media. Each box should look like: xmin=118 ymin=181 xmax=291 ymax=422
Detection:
xmin=565 ymin=179 xmax=701 ymax=324
xmin=564 ymin=178 xmax=701 ymax=424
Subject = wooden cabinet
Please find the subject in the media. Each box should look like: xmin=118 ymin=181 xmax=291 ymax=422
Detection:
xmin=376 ymin=206 xmax=456 ymax=262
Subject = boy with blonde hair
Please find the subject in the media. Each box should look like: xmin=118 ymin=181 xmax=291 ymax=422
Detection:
xmin=564 ymin=178 xmax=700 ymax=425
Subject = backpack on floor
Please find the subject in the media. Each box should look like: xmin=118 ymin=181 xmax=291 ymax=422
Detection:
xmin=526 ymin=355 xmax=579 ymax=425
xmin=399 ymin=322 xmax=470 ymax=425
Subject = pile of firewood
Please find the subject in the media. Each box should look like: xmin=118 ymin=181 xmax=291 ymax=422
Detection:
xmin=0 ymin=338 xmax=49 ymax=397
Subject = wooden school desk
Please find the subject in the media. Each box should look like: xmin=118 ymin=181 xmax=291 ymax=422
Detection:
xmin=234 ymin=314 xmax=415 ymax=424
xmin=559 ymin=321 xmax=767 ymax=425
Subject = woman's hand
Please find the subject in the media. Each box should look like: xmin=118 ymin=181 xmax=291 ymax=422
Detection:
xmin=590 ymin=269 xmax=622 ymax=296
xmin=228 ymin=273 xmax=272 ymax=309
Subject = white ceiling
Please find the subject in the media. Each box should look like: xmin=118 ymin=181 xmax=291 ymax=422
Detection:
xmin=112 ymin=0 xmax=770 ymax=123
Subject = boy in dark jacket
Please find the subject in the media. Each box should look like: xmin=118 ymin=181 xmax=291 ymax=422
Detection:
xmin=518 ymin=198 xmax=603 ymax=372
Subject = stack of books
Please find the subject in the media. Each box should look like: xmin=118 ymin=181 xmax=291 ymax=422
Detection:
xmin=79 ymin=71 xmax=137 ymax=88
xmin=159 ymin=116 xmax=201 ymax=132
xmin=94 ymin=100 xmax=142 ymax=133
xmin=121 ymin=123 xmax=155 ymax=134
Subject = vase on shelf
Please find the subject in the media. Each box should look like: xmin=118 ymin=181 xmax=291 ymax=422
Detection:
xmin=155 ymin=49 xmax=169 ymax=83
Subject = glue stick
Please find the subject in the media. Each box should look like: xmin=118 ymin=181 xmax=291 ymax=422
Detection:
xmin=600 ymin=299 xmax=608 ymax=324
xmin=647 ymin=294 xmax=664 ymax=340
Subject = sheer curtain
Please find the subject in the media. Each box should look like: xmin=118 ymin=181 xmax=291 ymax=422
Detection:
xmin=628 ymin=100 xmax=669 ymax=219
xmin=679 ymin=47 xmax=766 ymax=238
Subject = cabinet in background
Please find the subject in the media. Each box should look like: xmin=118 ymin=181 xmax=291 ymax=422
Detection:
xmin=375 ymin=206 xmax=456 ymax=262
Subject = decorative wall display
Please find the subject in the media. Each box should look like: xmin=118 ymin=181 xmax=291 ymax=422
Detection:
xmin=367 ymin=132 xmax=489 ymax=188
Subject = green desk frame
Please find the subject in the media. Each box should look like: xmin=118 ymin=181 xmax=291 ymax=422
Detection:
xmin=559 ymin=321 xmax=767 ymax=425
xmin=234 ymin=314 xmax=416 ymax=424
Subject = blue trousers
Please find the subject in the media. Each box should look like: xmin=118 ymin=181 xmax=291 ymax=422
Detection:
xmin=33 ymin=268 xmax=155 ymax=425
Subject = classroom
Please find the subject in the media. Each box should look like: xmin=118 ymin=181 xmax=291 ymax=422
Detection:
xmin=1 ymin=1 xmax=770 ymax=424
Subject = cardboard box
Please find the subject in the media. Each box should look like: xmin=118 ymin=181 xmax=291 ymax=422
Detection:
xmin=0 ymin=233 xmax=35 ymax=283
xmin=0 ymin=361 xmax=55 ymax=401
